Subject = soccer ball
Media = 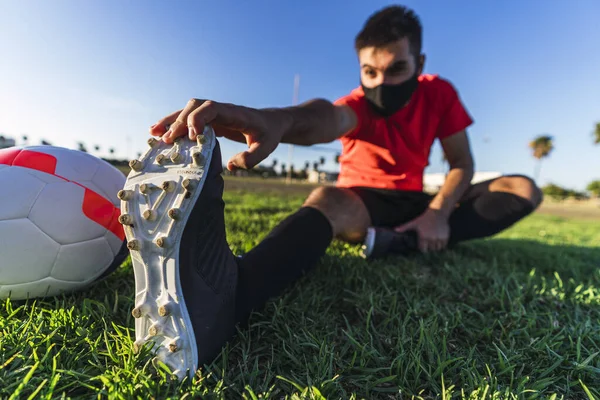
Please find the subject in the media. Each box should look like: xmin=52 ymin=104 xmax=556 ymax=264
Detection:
xmin=0 ymin=146 xmax=128 ymax=300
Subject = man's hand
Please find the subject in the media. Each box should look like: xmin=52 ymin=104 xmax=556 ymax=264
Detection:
xmin=395 ymin=129 xmax=473 ymax=253
xmin=149 ymin=99 xmax=291 ymax=171
xmin=395 ymin=208 xmax=450 ymax=253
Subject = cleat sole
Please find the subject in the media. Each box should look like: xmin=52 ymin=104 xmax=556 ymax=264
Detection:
xmin=120 ymin=127 xmax=216 ymax=379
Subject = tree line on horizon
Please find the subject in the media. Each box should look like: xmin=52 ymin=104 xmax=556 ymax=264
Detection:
xmin=3 ymin=122 xmax=600 ymax=197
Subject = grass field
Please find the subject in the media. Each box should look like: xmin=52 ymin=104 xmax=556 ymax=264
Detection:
xmin=1 ymin=181 xmax=599 ymax=399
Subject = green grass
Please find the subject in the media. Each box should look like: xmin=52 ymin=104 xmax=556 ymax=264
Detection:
xmin=1 ymin=189 xmax=599 ymax=399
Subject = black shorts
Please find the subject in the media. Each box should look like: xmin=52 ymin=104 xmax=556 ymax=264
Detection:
xmin=348 ymin=179 xmax=495 ymax=228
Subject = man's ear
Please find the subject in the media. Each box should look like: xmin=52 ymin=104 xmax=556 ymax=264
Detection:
xmin=417 ymin=54 xmax=426 ymax=75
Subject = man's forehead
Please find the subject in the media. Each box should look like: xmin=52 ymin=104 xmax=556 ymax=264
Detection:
xmin=358 ymin=39 xmax=413 ymax=68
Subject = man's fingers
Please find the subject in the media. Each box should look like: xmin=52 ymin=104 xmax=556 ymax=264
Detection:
xmin=395 ymin=222 xmax=413 ymax=233
xmin=150 ymin=110 xmax=180 ymax=137
xmin=227 ymin=140 xmax=276 ymax=171
xmin=164 ymin=99 xmax=203 ymax=142
xmin=159 ymin=99 xmax=210 ymax=143
xmin=187 ymin=101 xmax=220 ymax=140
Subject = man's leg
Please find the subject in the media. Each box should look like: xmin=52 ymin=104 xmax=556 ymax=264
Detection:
xmin=235 ymin=186 xmax=371 ymax=325
xmin=448 ymin=174 xmax=543 ymax=244
xmin=361 ymin=175 xmax=543 ymax=259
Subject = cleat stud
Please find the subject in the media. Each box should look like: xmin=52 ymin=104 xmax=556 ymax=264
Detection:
xmin=132 ymin=303 xmax=150 ymax=318
xmin=133 ymin=339 xmax=145 ymax=354
xmin=184 ymin=191 xmax=192 ymax=199
xmin=148 ymin=323 xmax=161 ymax=337
xmin=131 ymin=307 xmax=142 ymax=318
xmin=139 ymin=183 xmax=155 ymax=194
xmin=118 ymin=214 xmax=134 ymax=226
xmin=142 ymin=209 xmax=157 ymax=221
xmin=155 ymin=237 xmax=167 ymax=248
xmin=191 ymin=152 xmax=204 ymax=165
xmin=181 ymin=178 xmax=195 ymax=190
xmin=161 ymin=181 xmax=176 ymax=192
xmin=155 ymin=154 xmax=166 ymax=164
xmin=158 ymin=304 xmax=171 ymax=317
xmin=170 ymin=152 xmax=183 ymax=163
xmin=168 ymin=338 xmax=181 ymax=353
xmin=147 ymin=137 xmax=158 ymax=147
xmin=129 ymin=160 xmax=144 ymax=171
xmin=167 ymin=208 xmax=180 ymax=220
xmin=197 ymin=134 xmax=207 ymax=146
xmin=127 ymin=239 xmax=140 ymax=251
xmin=172 ymin=370 xmax=183 ymax=380
xmin=117 ymin=189 xmax=133 ymax=201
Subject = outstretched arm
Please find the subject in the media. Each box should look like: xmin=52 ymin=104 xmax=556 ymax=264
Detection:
xmin=149 ymin=98 xmax=357 ymax=170
xmin=275 ymin=99 xmax=358 ymax=145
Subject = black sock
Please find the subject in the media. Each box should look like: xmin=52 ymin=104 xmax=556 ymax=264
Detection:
xmin=448 ymin=192 xmax=535 ymax=244
xmin=234 ymin=206 xmax=333 ymax=325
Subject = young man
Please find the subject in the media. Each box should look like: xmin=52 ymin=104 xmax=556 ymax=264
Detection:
xmin=122 ymin=5 xmax=542 ymax=378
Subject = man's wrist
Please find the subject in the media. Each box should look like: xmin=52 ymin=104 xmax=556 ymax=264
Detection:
xmin=427 ymin=196 xmax=454 ymax=219
xmin=259 ymin=107 xmax=294 ymax=140
xmin=260 ymin=100 xmax=335 ymax=146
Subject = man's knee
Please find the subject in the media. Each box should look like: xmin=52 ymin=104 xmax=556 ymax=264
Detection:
xmin=303 ymin=186 xmax=370 ymax=241
xmin=490 ymin=175 xmax=543 ymax=207
xmin=304 ymin=186 xmax=344 ymax=210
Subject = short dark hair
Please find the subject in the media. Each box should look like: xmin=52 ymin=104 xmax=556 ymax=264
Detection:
xmin=355 ymin=5 xmax=422 ymax=58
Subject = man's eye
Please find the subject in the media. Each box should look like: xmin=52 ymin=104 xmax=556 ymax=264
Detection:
xmin=365 ymin=69 xmax=376 ymax=77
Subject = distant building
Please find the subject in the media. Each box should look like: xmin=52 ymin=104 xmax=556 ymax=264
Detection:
xmin=423 ymin=171 xmax=502 ymax=193
xmin=0 ymin=136 xmax=16 ymax=149
xmin=308 ymin=170 xmax=339 ymax=184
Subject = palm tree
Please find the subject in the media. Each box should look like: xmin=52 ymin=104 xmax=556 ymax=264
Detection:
xmin=334 ymin=153 xmax=340 ymax=164
xmin=109 ymin=148 xmax=115 ymax=156
xmin=94 ymin=145 xmax=101 ymax=153
xmin=593 ymin=122 xmax=600 ymax=145
xmin=22 ymin=135 xmax=28 ymax=145
xmin=529 ymin=135 xmax=554 ymax=182
xmin=77 ymin=142 xmax=88 ymax=153
xmin=319 ymin=156 xmax=325 ymax=166
xmin=40 ymin=139 xmax=52 ymax=146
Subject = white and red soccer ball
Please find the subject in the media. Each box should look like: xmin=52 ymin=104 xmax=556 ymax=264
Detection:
xmin=0 ymin=146 xmax=127 ymax=300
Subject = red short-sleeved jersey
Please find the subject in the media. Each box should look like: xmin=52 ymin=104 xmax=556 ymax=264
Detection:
xmin=334 ymin=74 xmax=473 ymax=191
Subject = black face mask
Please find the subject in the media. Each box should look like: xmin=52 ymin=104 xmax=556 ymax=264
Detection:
xmin=362 ymin=74 xmax=420 ymax=117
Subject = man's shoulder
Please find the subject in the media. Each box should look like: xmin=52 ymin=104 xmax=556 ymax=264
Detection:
xmin=418 ymin=74 xmax=458 ymax=94
xmin=418 ymin=74 xmax=463 ymax=112
xmin=334 ymin=86 xmax=365 ymax=106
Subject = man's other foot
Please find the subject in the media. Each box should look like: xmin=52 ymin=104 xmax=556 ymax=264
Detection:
xmin=361 ymin=227 xmax=418 ymax=260
xmin=119 ymin=128 xmax=238 ymax=380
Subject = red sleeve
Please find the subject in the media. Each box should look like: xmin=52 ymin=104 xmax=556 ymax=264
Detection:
xmin=436 ymin=79 xmax=474 ymax=140
xmin=333 ymin=90 xmax=365 ymax=138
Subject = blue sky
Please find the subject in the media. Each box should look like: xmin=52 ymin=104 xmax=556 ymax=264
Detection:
xmin=1 ymin=0 xmax=599 ymax=190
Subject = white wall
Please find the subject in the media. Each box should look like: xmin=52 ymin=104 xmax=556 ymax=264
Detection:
xmin=424 ymin=171 xmax=502 ymax=193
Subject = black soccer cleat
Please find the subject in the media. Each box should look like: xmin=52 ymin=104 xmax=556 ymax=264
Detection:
xmin=119 ymin=127 xmax=238 ymax=380
xmin=361 ymin=227 xmax=419 ymax=260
